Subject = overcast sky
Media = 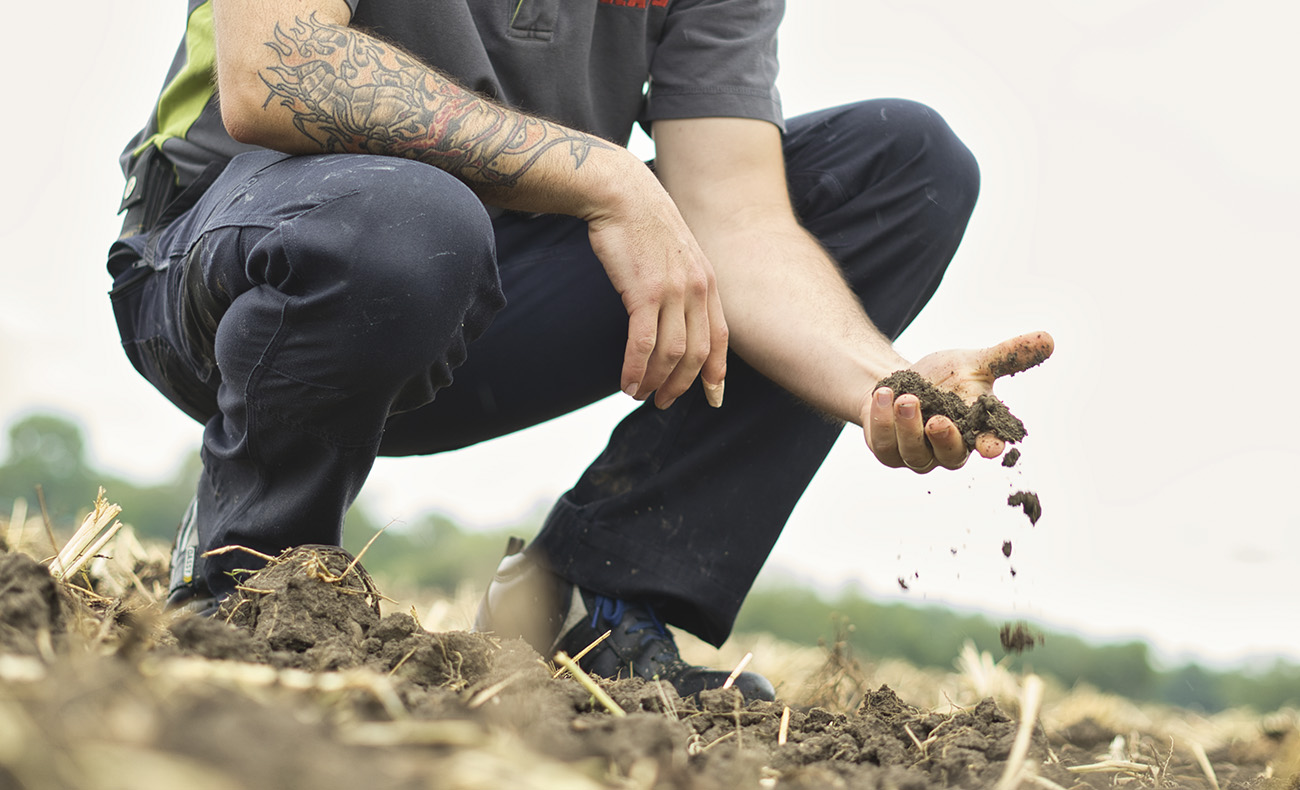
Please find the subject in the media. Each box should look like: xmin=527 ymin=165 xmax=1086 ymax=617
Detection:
xmin=2 ymin=0 xmax=1297 ymax=669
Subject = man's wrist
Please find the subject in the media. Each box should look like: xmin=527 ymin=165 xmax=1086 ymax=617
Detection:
xmin=570 ymin=149 xmax=661 ymax=223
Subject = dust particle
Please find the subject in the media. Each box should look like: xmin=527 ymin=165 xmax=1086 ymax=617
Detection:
xmin=1001 ymin=541 xmax=1012 ymax=558
xmin=1008 ymin=491 xmax=1042 ymax=525
xmin=1000 ymin=621 xmax=1044 ymax=654
xmin=1002 ymin=448 xmax=1021 ymax=468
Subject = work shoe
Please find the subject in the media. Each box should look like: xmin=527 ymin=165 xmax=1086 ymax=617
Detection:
xmin=166 ymin=498 xmax=219 ymax=617
xmin=557 ymin=590 xmax=776 ymax=701
xmin=474 ymin=540 xmax=776 ymax=702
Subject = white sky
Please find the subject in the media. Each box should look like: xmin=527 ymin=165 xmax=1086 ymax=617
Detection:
xmin=2 ymin=0 xmax=1297 ymax=669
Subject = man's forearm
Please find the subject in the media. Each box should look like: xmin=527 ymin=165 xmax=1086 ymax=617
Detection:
xmin=701 ymin=217 xmax=910 ymax=424
xmin=224 ymin=13 xmax=629 ymax=216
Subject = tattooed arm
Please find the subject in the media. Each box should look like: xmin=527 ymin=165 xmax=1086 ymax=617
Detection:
xmin=212 ymin=0 xmax=727 ymax=407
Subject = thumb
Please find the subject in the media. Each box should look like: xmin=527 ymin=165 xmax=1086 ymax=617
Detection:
xmin=977 ymin=331 xmax=1055 ymax=379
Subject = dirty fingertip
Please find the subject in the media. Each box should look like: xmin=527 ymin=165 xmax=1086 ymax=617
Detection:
xmin=975 ymin=433 xmax=1003 ymax=458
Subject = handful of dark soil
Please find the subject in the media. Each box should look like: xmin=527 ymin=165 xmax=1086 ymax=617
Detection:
xmin=874 ymin=370 xmax=1026 ymax=450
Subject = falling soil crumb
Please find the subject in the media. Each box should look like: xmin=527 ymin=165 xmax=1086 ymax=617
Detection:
xmin=1007 ymin=491 xmax=1042 ymax=525
xmin=1000 ymin=621 xmax=1045 ymax=654
xmin=1001 ymin=448 xmax=1021 ymax=467
xmin=1001 ymin=541 xmax=1012 ymax=558
xmin=897 ymin=577 xmax=909 ymax=591
xmin=874 ymin=370 xmax=1027 ymax=450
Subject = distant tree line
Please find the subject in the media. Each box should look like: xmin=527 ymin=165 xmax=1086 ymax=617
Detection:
xmin=3 ymin=413 xmax=1297 ymax=713
xmin=731 ymin=585 xmax=1300 ymax=713
xmin=0 ymin=413 xmax=200 ymax=544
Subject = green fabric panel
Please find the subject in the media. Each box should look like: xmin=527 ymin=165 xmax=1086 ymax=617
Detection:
xmin=136 ymin=1 xmax=217 ymax=155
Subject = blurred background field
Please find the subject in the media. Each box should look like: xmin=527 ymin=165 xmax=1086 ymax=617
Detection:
xmin=4 ymin=411 xmax=1299 ymax=718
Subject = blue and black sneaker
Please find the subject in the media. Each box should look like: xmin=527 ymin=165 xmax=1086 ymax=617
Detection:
xmin=557 ymin=590 xmax=776 ymax=702
xmin=475 ymin=540 xmax=775 ymax=702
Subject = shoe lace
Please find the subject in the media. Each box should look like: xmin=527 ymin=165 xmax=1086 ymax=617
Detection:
xmin=589 ymin=594 xmax=680 ymax=665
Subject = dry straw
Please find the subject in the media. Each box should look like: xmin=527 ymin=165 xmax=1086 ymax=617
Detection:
xmin=553 ymin=651 xmax=626 ymax=717
xmin=47 ymin=488 xmax=122 ymax=581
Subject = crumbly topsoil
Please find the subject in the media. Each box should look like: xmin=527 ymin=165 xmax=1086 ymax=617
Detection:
xmin=874 ymin=370 xmax=1027 ymax=450
xmin=0 ymin=542 xmax=1287 ymax=790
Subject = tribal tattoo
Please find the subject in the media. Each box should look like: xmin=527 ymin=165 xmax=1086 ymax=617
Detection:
xmin=260 ymin=14 xmax=611 ymax=188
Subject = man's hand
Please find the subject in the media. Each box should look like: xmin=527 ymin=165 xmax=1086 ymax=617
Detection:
xmin=585 ymin=167 xmax=729 ymax=410
xmin=863 ymin=331 xmax=1054 ymax=473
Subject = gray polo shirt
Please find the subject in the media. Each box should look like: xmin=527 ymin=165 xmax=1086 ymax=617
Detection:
xmin=122 ymin=0 xmax=785 ymax=191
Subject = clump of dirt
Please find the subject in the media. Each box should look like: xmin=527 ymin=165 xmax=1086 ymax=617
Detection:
xmin=0 ymin=552 xmax=66 ymax=655
xmin=1001 ymin=448 xmax=1021 ymax=467
xmin=1008 ymin=491 xmax=1042 ymax=525
xmin=874 ymin=370 xmax=1027 ymax=450
xmin=1000 ymin=621 xmax=1045 ymax=654
xmin=1001 ymin=541 xmax=1013 ymax=558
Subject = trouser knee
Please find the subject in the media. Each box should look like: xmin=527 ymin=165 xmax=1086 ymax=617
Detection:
xmin=784 ymin=99 xmax=980 ymax=337
xmin=221 ymin=159 xmax=504 ymax=391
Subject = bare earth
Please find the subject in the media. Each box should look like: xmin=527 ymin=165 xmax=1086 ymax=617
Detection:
xmin=2 ymin=538 xmax=1297 ymax=790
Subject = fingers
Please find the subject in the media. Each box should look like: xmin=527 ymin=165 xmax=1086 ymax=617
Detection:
xmin=976 ymin=331 xmax=1055 ymax=380
xmin=865 ymin=389 xmax=969 ymax=474
xmin=700 ymin=281 xmax=729 ymax=408
xmin=621 ymin=307 xmax=660 ymax=399
xmin=974 ymin=432 xmax=1004 ymax=459
xmin=621 ymin=264 xmax=727 ymax=410
xmin=893 ymin=395 xmax=931 ymax=471
xmin=926 ymin=415 xmax=968 ymax=468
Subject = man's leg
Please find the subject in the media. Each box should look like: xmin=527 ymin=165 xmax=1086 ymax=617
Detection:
xmin=520 ymin=99 xmax=979 ymax=646
xmin=112 ymin=151 xmax=504 ymax=600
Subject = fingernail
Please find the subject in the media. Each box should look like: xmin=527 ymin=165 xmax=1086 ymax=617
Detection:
xmin=898 ymin=401 xmax=917 ymax=419
xmin=658 ymin=397 xmax=677 ymax=410
xmin=624 ymin=383 xmax=638 ymax=399
xmin=875 ymin=388 xmax=892 ymax=407
xmin=704 ymin=380 xmax=725 ymax=408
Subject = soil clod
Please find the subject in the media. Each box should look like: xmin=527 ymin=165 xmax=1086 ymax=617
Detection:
xmin=1000 ymin=621 xmax=1045 ymax=654
xmin=1007 ymin=491 xmax=1042 ymax=525
xmin=1001 ymin=448 xmax=1021 ymax=467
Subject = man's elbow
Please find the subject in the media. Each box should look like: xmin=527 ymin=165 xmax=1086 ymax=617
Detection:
xmin=218 ymin=84 xmax=275 ymax=146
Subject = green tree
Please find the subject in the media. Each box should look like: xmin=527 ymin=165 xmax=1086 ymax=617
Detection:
xmin=0 ymin=413 xmax=98 ymax=526
xmin=0 ymin=413 xmax=200 ymax=542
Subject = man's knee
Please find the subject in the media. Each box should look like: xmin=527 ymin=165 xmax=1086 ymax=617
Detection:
xmin=217 ymin=157 xmax=504 ymax=386
xmin=787 ymin=99 xmax=980 ymax=227
xmin=856 ymin=99 xmax=978 ymax=198
xmin=272 ymin=157 xmax=499 ymax=303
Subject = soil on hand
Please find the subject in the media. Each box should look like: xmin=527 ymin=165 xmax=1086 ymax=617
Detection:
xmin=1008 ymin=491 xmax=1042 ymax=526
xmin=874 ymin=370 xmax=1027 ymax=450
xmin=1 ymin=539 xmax=1290 ymax=790
xmin=1000 ymin=621 xmax=1045 ymax=654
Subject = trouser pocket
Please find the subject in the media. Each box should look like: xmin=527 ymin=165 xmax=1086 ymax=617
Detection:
xmin=109 ymin=255 xmax=219 ymax=424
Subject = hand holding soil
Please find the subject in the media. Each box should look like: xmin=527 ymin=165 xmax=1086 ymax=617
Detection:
xmin=863 ymin=331 xmax=1052 ymax=473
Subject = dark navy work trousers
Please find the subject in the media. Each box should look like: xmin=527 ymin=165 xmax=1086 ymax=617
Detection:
xmin=109 ymin=101 xmax=978 ymax=646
